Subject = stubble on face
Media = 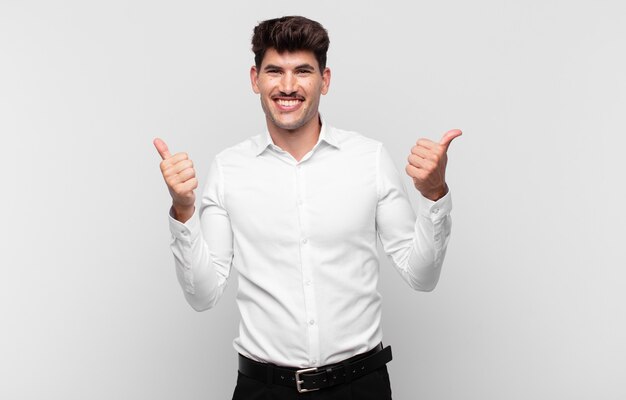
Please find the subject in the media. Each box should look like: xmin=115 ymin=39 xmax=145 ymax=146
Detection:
xmin=260 ymin=92 xmax=314 ymax=132
xmin=253 ymin=49 xmax=329 ymax=135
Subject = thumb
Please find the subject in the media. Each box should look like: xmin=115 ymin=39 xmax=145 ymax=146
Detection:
xmin=153 ymin=137 xmax=172 ymax=160
xmin=440 ymin=129 xmax=462 ymax=151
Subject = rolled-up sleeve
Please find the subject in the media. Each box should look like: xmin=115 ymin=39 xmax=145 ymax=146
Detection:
xmin=375 ymin=143 xmax=453 ymax=291
xmin=168 ymin=156 xmax=234 ymax=311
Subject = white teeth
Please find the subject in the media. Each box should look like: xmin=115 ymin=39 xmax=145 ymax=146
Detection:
xmin=277 ymin=99 xmax=300 ymax=107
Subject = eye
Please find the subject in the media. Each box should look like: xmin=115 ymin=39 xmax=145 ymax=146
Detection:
xmin=296 ymin=69 xmax=312 ymax=75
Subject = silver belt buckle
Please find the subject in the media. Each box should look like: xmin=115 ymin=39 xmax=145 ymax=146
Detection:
xmin=295 ymin=367 xmax=319 ymax=393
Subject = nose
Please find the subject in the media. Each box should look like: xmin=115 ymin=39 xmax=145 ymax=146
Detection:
xmin=279 ymin=71 xmax=298 ymax=94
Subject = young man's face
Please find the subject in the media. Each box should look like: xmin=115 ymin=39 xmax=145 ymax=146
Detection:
xmin=251 ymin=48 xmax=331 ymax=132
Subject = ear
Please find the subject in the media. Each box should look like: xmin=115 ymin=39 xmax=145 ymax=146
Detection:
xmin=250 ymin=66 xmax=260 ymax=94
xmin=321 ymin=67 xmax=331 ymax=95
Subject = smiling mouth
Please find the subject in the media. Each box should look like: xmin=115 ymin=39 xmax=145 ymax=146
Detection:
xmin=273 ymin=96 xmax=304 ymax=111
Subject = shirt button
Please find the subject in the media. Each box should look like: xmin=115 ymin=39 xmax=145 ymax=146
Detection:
xmin=311 ymin=359 xmax=317 ymax=365
xmin=305 ymin=280 xmax=312 ymax=286
xmin=309 ymin=319 xmax=315 ymax=325
xmin=301 ymin=238 xmax=308 ymax=244
xmin=432 ymin=208 xmax=439 ymax=214
xmin=297 ymin=199 xmax=303 ymax=205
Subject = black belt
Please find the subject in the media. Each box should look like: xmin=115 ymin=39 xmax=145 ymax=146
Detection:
xmin=238 ymin=343 xmax=393 ymax=393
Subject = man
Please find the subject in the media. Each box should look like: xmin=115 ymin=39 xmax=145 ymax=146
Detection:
xmin=154 ymin=16 xmax=460 ymax=400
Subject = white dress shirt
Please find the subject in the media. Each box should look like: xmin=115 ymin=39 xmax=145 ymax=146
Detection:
xmin=167 ymin=120 xmax=452 ymax=368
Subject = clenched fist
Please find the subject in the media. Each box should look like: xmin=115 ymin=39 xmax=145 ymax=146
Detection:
xmin=153 ymin=138 xmax=198 ymax=223
xmin=406 ymin=129 xmax=462 ymax=201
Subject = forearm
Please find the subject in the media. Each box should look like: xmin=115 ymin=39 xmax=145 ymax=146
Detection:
xmin=403 ymin=206 xmax=452 ymax=291
xmin=169 ymin=208 xmax=229 ymax=311
xmin=388 ymin=190 xmax=452 ymax=292
xmin=171 ymin=204 xmax=195 ymax=224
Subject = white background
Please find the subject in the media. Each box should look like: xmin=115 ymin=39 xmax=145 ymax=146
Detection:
xmin=1 ymin=0 xmax=625 ymax=399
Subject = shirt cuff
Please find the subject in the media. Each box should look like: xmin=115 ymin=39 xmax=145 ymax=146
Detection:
xmin=415 ymin=189 xmax=452 ymax=221
xmin=168 ymin=206 xmax=201 ymax=242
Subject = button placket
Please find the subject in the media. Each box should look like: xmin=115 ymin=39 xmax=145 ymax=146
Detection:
xmin=295 ymin=163 xmax=319 ymax=366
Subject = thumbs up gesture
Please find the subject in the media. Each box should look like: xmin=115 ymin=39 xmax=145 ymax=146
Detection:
xmin=405 ymin=129 xmax=462 ymax=201
xmin=153 ymin=138 xmax=198 ymax=222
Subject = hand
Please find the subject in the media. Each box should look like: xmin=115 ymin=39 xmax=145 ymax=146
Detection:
xmin=153 ymin=138 xmax=198 ymax=222
xmin=405 ymin=129 xmax=462 ymax=201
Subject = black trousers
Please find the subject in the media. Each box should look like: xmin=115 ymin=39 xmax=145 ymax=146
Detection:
xmin=231 ymin=365 xmax=393 ymax=400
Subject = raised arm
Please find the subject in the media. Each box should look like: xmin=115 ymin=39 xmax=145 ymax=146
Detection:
xmin=376 ymin=129 xmax=460 ymax=291
xmin=154 ymin=139 xmax=234 ymax=311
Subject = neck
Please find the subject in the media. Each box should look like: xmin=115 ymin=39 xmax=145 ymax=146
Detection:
xmin=267 ymin=114 xmax=322 ymax=162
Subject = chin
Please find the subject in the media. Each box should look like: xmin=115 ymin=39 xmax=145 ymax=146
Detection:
xmin=270 ymin=115 xmax=308 ymax=131
xmin=275 ymin=121 xmax=305 ymax=131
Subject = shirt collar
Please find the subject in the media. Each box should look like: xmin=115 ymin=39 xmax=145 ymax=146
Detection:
xmin=254 ymin=116 xmax=342 ymax=157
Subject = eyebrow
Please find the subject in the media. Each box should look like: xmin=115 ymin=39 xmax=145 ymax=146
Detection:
xmin=263 ymin=63 xmax=316 ymax=71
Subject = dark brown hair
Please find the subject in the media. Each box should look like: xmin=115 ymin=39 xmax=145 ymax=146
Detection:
xmin=251 ymin=16 xmax=330 ymax=73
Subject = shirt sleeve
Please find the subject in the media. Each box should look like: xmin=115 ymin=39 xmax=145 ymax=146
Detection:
xmin=168 ymin=155 xmax=234 ymax=311
xmin=375 ymin=143 xmax=453 ymax=291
